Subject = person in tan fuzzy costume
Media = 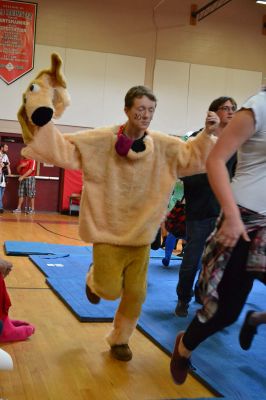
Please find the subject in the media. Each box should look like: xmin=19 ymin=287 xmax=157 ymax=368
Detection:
xmin=17 ymin=53 xmax=219 ymax=362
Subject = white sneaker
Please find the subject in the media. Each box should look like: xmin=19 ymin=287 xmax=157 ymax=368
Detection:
xmin=13 ymin=208 xmax=21 ymax=213
xmin=0 ymin=348 xmax=13 ymax=370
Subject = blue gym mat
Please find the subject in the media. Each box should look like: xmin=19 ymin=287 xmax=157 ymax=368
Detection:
xmin=150 ymin=247 xmax=180 ymax=259
xmin=5 ymin=240 xmax=178 ymax=259
xmin=46 ymin=276 xmax=118 ymax=321
xmin=29 ymin=254 xmax=92 ymax=278
xmin=139 ymin=259 xmax=265 ymax=399
xmin=4 ymin=240 xmax=92 ymax=256
xmin=167 ymin=397 xmax=263 ymax=400
xmin=29 ymin=253 xmax=118 ymax=321
xmin=28 ymin=251 xmax=265 ymax=399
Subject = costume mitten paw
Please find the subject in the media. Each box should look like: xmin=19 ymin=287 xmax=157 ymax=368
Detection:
xmin=0 ymin=316 xmax=35 ymax=342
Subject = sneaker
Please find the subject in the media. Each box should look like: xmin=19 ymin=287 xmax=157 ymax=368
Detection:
xmin=27 ymin=209 xmax=35 ymax=214
xmin=162 ymin=257 xmax=170 ymax=267
xmin=170 ymin=331 xmax=191 ymax=384
xmin=13 ymin=208 xmax=21 ymax=213
xmin=175 ymin=301 xmax=189 ymax=317
xmin=239 ymin=310 xmax=257 ymax=350
xmin=110 ymin=344 xmax=132 ymax=361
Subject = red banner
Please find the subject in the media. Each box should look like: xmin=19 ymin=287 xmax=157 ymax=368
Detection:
xmin=0 ymin=0 xmax=37 ymax=84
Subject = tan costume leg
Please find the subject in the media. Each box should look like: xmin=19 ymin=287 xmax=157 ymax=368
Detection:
xmin=86 ymin=244 xmax=150 ymax=346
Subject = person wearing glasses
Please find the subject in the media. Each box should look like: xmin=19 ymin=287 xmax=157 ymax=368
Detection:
xmin=170 ymin=88 xmax=266 ymax=385
xmin=175 ymin=97 xmax=237 ymax=317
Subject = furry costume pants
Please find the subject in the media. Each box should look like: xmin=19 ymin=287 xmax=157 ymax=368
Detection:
xmin=86 ymin=243 xmax=150 ymax=346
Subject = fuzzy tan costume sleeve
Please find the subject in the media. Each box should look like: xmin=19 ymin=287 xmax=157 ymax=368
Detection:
xmin=21 ymin=122 xmax=82 ymax=170
xmin=156 ymin=128 xmax=217 ymax=178
xmin=21 ymin=122 xmax=215 ymax=246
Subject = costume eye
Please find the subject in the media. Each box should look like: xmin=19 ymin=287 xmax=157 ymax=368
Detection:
xmin=29 ymin=83 xmax=40 ymax=92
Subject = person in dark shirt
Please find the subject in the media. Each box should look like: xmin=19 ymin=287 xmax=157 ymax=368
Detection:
xmin=175 ymin=96 xmax=237 ymax=317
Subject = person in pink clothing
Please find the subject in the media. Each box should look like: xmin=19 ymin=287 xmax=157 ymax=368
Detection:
xmin=0 ymin=257 xmax=35 ymax=342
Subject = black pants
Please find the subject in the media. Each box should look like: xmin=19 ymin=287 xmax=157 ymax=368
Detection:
xmin=183 ymin=232 xmax=259 ymax=351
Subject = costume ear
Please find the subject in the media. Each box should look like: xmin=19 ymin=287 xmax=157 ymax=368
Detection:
xmin=51 ymin=53 xmax=67 ymax=88
xmin=17 ymin=52 xmax=70 ymax=143
xmin=17 ymin=101 xmax=35 ymax=144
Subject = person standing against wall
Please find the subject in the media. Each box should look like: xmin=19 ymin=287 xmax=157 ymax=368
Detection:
xmin=13 ymin=157 xmax=36 ymax=214
xmin=0 ymin=144 xmax=11 ymax=214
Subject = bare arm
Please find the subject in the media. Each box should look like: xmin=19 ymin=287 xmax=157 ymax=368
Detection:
xmin=18 ymin=168 xmax=33 ymax=181
xmin=206 ymin=109 xmax=255 ymax=247
xmin=17 ymin=161 xmax=27 ymax=174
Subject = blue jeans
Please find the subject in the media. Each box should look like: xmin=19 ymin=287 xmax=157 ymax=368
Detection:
xmin=0 ymin=186 xmax=5 ymax=209
xmin=176 ymin=217 xmax=217 ymax=304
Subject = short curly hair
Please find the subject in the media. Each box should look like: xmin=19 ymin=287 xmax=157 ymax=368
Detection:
xmin=124 ymin=86 xmax=157 ymax=109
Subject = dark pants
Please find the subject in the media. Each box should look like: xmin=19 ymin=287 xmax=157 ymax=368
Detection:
xmin=182 ymin=233 xmax=257 ymax=351
xmin=177 ymin=218 xmax=217 ymax=303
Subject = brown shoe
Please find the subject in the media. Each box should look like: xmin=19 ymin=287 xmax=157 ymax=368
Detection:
xmin=170 ymin=331 xmax=192 ymax=384
xmin=85 ymin=284 xmax=100 ymax=304
xmin=110 ymin=344 xmax=132 ymax=361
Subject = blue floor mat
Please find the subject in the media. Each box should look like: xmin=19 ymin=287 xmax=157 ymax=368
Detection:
xmin=29 ymin=253 xmax=265 ymax=399
xmin=4 ymin=240 xmax=92 ymax=256
xmin=46 ymin=276 xmax=118 ymax=322
xmin=29 ymin=254 xmax=92 ymax=278
xmin=150 ymin=247 xmax=180 ymax=259
xmin=167 ymin=397 xmax=263 ymax=400
xmin=139 ymin=260 xmax=266 ymax=399
xmin=30 ymin=253 xmax=118 ymax=321
xmin=5 ymin=240 xmax=178 ymax=259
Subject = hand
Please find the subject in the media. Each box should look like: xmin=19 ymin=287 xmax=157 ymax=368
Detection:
xmin=0 ymin=258 xmax=13 ymax=278
xmin=216 ymin=215 xmax=250 ymax=248
xmin=205 ymin=111 xmax=220 ymax=135
xmin=18 ymin=176 xmax=24 ymax=181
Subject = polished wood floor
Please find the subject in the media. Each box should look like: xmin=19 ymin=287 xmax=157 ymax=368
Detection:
xmin=0 ymin=211 xmax=215 ymax=400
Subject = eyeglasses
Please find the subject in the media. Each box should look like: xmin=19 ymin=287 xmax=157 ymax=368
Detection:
xmin=218 ymin=106 xmax=236 ymax=112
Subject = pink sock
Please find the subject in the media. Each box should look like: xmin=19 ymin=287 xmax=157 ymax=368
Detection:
xmin=0 ymin=316 xmax=35 ymax=342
